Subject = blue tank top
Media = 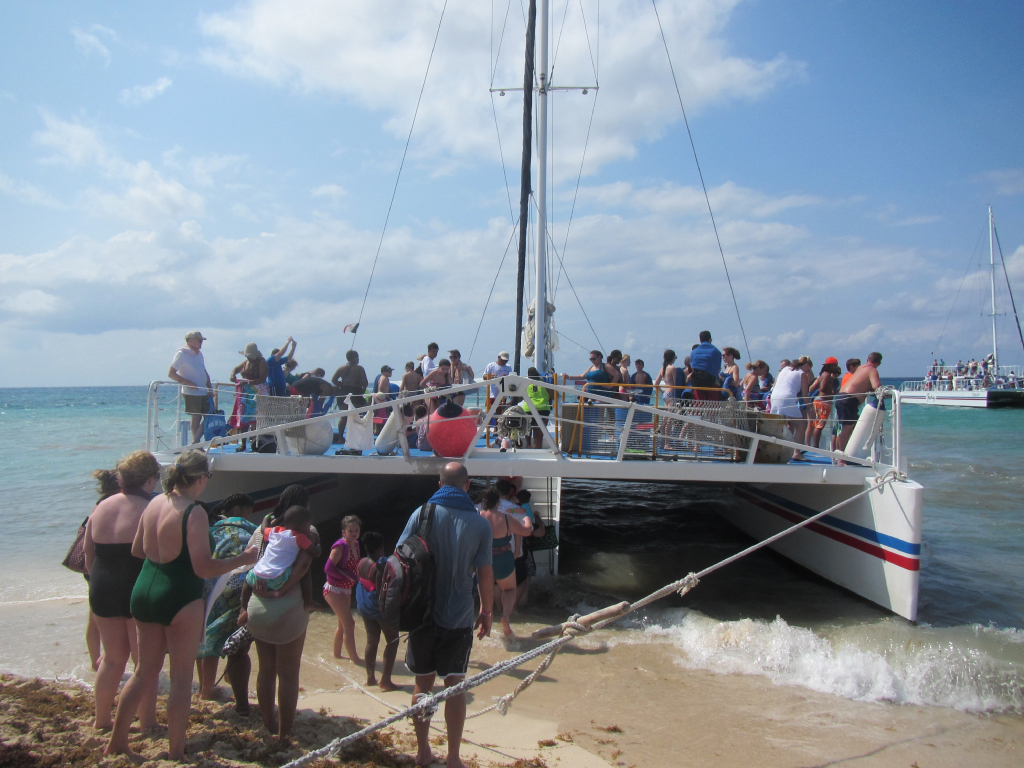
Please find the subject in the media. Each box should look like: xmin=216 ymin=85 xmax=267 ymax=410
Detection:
xmin=585 ymin=368 xmax=613 ymax=392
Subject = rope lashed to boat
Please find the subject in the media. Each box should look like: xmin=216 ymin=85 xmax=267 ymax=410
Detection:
xmin=280 ymin=470 xmax=906 ymax=768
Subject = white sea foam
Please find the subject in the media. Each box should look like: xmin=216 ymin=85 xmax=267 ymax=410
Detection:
xmin=646 ymin=610 xmax=1024 ymax=714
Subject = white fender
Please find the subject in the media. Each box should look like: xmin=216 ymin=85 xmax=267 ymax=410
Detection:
xmin=841 ymin=400 xmax=884 ymax=460
xmin=375 ymin=407 xmax=402 ymax=455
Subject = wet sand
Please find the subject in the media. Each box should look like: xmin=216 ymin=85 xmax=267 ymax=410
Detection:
xmin=2 ymin=602 xmax=1023 ymax=766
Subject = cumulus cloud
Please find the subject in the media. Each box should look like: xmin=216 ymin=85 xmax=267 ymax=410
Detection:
xmin=71 ymin=26 xmax=113 ymax=64
xmin=198 ymin=0 xmax=803 ymax=176
xmin=312 ymin=183 xmax=346 ymax=198
xmin=971 ymin=168 xmax=1024 ymax=196
xmin=31 ymin=113 xmax=205 ymax=226
xmin=120 ymin=77 xmax=173 ymax=106
xmin=894 ymin=215 xmax=940 ymax=226
xmin=2 ymin=289 xmax=59 ymax=314
xmin=0 ymin=171 xmax=63 ymax=208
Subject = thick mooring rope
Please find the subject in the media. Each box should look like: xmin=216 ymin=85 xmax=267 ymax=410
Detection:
xmin=281 ymin=472 xmax=904 ymax=768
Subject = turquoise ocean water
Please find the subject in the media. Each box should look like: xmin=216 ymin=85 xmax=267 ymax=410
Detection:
xmin=0 ymin=385 xmax=1021 ymax=711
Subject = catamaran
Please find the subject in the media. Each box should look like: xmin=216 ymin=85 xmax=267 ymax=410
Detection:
xmin=145 ymin=1 xmax=925 ymax=621
xmin=899 ymin=207 xmax=1024 ymax=408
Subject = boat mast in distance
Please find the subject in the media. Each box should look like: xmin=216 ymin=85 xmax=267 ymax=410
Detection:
xmin=989 ymin=206 xmax=999 ymax=370
xmin=513 ymin=0 xmax=537 ymax=376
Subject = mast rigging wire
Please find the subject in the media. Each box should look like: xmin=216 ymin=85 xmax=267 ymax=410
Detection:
xmin=650 ymin=0 xmax=751 ymax=361
xmin=469 ymin=225 xmax=520 ymax=363
xmin=931 ymin=225 xmax=986 ymax=357
xmin=349 ymin=0 xmax=449 ymax=348
xmin=534 ymin=194 xmax=604 ymax=351
xmin=552 ymin=89 xmax=599 ymax=298
xmin=993 ymin=225 xmax=1024 ymax=357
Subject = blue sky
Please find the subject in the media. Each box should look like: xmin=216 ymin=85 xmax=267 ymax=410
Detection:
xmin=1 ymin=0 xmax=1023 ymax=386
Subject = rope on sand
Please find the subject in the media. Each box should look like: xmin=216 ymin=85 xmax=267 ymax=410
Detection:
xmin=281 ymin=471 xmax=905 ymax=768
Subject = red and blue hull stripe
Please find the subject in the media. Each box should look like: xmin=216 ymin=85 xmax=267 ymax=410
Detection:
xmin=733 ymin=485 xmax=920 ymax=571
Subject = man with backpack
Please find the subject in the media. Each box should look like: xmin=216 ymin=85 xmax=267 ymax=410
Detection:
xmin=396 ymin=462 xmax=493 ymax=768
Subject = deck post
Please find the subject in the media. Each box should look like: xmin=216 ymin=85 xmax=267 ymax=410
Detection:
xmin=616 ymin=403 xmax=636 ymax=461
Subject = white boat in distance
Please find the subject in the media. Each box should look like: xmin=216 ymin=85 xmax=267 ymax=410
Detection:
xmin=900 ymin=207 xmax=1024 ymax=409
xmin=147 ymin=1 xmax=925 ymax=621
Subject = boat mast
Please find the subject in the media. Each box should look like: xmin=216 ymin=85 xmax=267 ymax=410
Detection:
xmin=989 ymin=206 xmax=999 ymax=370
xmin=513 ymin=0 xmax=537 ymax=376
xmin=534 ymin=0 xmax=550 ymax=375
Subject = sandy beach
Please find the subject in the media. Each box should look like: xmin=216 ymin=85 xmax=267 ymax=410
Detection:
xmin=3 ymin=600 xmax=1022 ymax=767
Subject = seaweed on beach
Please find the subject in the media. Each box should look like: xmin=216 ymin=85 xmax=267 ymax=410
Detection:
xmin=0 ymin=674 xmax=416 ymax=768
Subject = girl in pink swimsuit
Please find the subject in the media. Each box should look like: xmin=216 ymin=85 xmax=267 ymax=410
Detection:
xmin=323 ymin=515 xmax=363 ymax=664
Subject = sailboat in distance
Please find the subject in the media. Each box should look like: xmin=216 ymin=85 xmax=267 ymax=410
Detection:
xmin=900 ymin=207 xmax=1024 ymax=408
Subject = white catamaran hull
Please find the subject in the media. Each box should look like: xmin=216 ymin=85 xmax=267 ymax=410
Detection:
xmin=726 ymin=479 xmax=921 ymax=621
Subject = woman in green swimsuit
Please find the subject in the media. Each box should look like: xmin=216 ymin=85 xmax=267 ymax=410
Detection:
xmin=105 ymin=450 xmax=258 ymax=762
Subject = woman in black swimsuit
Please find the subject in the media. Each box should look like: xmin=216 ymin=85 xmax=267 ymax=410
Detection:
xmin=84 ymin=450 xmax=162 ymax=731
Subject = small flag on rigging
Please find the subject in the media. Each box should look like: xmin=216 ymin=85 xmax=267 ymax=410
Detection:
xmin=343 ymin=323 xmax=359 ymax=334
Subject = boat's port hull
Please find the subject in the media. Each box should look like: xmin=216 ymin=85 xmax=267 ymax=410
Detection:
xmin=901 ymin=389 xmax=1024 ymax=408
xmin=723 ymin=479 xmax=922 ymax=621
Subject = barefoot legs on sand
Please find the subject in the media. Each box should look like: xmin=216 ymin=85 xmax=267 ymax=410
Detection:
xmin=93 ymin=616 xmax=132 ymax=730
xmin=412 ymin=673 xmax=470 ymax=768
xmin=105 ymin=599 xmax=204 ymax=761
xmin=323 ymin=588 xmax=363 ymax=664
xmin=86 ymin=609 xmax=102 ymax=672
xmin=254 ymin=633 xmax=306 ymax=741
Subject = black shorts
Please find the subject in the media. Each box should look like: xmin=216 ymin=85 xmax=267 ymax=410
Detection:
xmin=834 ymin=394 xmax=860 ymax=425
xmin=514 ymin=554 xmax=529 ymax=586
xmin=689 ymin=370 xmax=718 ymax=389
xmin=183 ymin=394 xmax=210 ymax=416
xmin=405 ymin=623 xmax=473 ymax=679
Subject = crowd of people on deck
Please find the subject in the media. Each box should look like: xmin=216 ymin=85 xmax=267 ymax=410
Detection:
xmin=170 ymin=327 xmax=894 ymax=463
xmin=922 ymin=355 xmax=1019 ymax=390
xmin=575 ymin=330 xmax=886 ymax=459
xmin=169 ymin=331 xmax=529 ymax=450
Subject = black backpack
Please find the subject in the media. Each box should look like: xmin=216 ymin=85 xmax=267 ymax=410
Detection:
xmin=379 ymin=503 xmax=436 ymax=632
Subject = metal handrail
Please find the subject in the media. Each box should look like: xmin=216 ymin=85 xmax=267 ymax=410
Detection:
xmin=146 ymin=376 xmax=896 ymax=471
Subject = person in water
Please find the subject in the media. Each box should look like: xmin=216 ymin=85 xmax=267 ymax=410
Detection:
xmin=105 ymin=450 xmax=258 ymax=761
xmin=477 ymin=488 xmax=531 ymax=637
xmin=400 ymin=462 xmax=492 ymax=768
xmin=323 ymin=515 xmax=363 ymax=665
xmin=354 ymin=531 xmax=400 ymax=691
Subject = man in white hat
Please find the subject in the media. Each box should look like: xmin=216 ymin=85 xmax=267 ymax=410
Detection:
xmin=482 ymin=351 xmax=512 ymax=402
xmin=169 ymin=331 xmax=213 ymax=443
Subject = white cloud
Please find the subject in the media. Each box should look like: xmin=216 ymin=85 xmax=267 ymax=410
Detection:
xmin=575 ymin=180 xmax=823 ymax=218
xmin=31 ymin=113 xmax=205 ymax=226
xmin=188 ymin=154 xmax=244 ymax=187
xmin=894 ymin=215 xmax=940 ymax=226
xmin=2 ymin=289 xmax=59 ymax=314
xmin=0 ymin=171 xmax=63 ymax=208
xmin=971 ymin=168 xmax=1024 ymax=196
xmin=312 ymin=183 xmax=346 ymax=198
xmin=33 ymin=112 xmax=109 ymax=166
xmin=71 ymin=27 xmax=111 ymax=64
xmin=198 ymin=0 xmax=803 ymax=175
xmin=120 ymin=77 xmax=174 ymax=106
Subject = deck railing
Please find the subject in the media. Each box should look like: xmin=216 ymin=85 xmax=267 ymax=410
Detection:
xmin=147 ymin=375 xmax=900 ymax=472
